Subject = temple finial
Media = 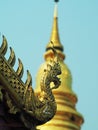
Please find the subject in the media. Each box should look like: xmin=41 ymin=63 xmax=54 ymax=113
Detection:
xmin=46 ymin=3 xmax=63 ymax=51
xmin=54 ymin=0 xmax=59 ymax=2
xmin=44 ymin=1 xmax=65 ymax=60
xmin=54 ymin=3 xmax=58 ymax=18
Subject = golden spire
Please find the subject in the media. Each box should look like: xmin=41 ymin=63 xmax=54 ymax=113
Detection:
xmin=36 ymin=1 xmax=84 ymax=130
xmin=47 ymin=4 xmax=62 ymax=49
xmin=45 ymin=3 xmax=65 ymax=60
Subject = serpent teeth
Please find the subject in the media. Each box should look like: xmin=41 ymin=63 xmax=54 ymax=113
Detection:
xmin=0 ymin=35 xmax=8 ymax=55
xmin=8 ymin=47 xmax=16 ymax=67
xmin=16 ymin=58 xmax=24 ymax=78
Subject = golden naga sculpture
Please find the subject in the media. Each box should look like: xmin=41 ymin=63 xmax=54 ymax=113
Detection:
xmin=0 ymin=36 xmax=61 ymax=130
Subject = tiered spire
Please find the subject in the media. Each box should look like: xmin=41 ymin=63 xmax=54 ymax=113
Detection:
xmin=36 ymin=1 xmax=84 ymax=130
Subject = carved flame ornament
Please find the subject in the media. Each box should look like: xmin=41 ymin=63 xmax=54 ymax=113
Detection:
xmin=0 ymin=35 xmax=61 ymax=130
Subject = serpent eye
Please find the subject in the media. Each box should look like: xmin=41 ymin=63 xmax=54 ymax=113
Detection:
xmin=44 ymin=69 xmax=47 ymax=72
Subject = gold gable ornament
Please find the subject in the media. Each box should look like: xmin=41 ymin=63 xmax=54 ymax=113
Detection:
xmin=0 ymin=35 xmax=61 ymax=130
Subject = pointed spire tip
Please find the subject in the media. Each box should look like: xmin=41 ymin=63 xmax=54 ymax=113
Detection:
xmin=54 ymin=4 xmax=58 ymax=18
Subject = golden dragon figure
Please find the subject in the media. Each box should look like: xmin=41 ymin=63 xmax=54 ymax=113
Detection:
xmin=0 ymin=36 xmax=61 ymax=130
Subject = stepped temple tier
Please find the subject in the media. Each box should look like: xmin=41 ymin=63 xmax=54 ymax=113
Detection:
xmin=0 ymin=1 xmax=84 ymax=130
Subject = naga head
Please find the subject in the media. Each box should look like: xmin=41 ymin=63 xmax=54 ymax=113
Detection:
xmin=44 ymin=41 xmax=61 ymax=90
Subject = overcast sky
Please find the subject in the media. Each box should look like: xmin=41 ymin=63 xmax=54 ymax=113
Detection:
xmin=0 ymin=0 xmax=98 ymax=130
